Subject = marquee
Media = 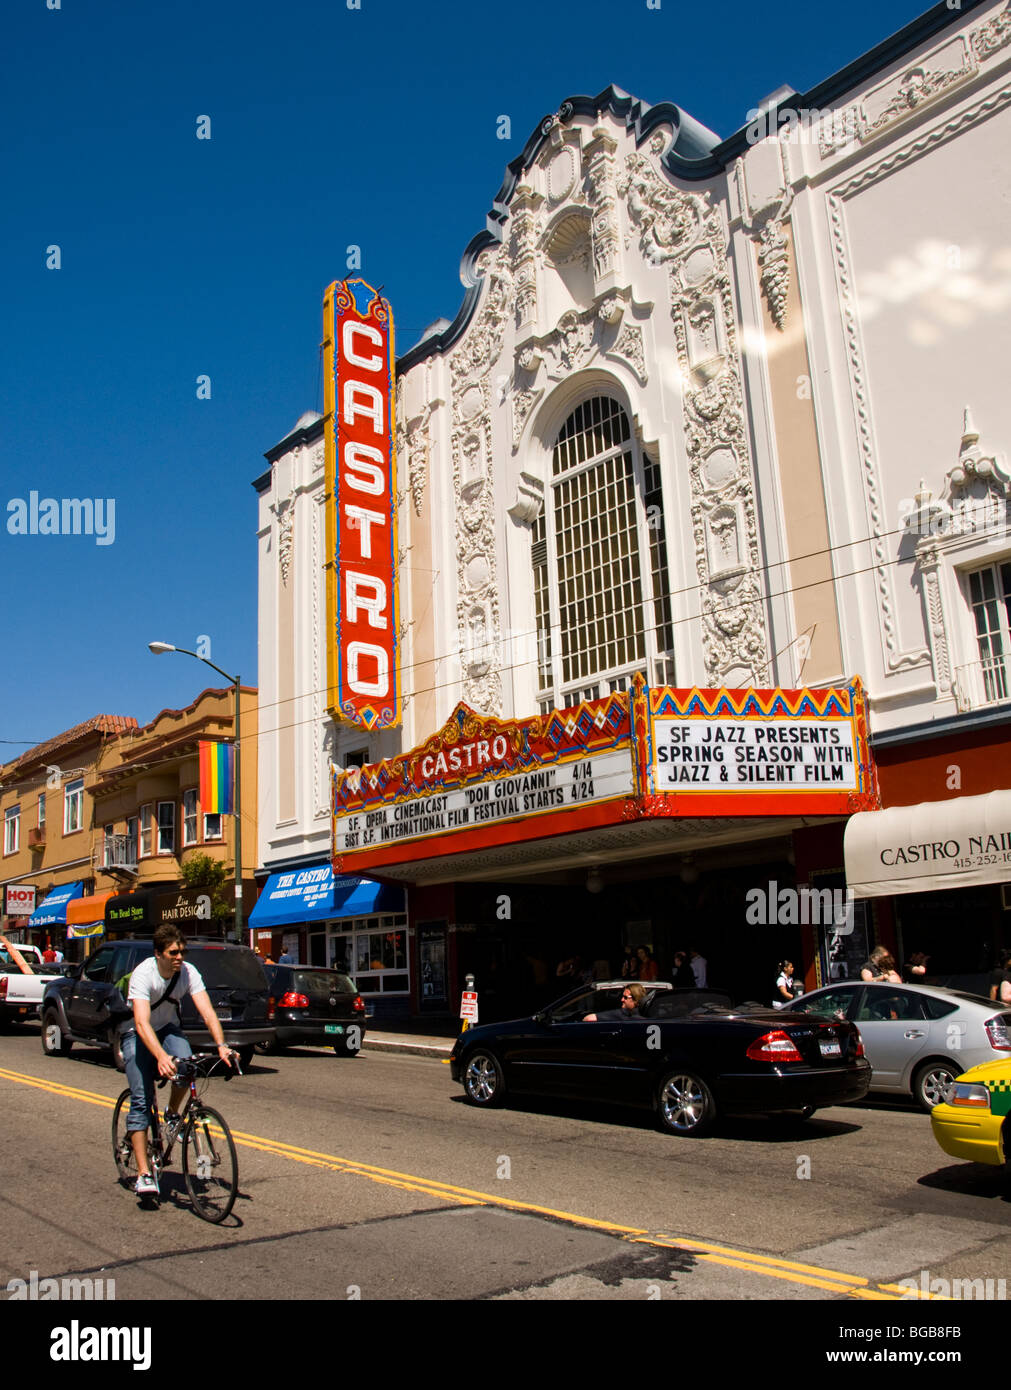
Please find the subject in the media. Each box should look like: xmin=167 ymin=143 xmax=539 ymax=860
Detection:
xmin=332 ymin=679 xmax=878 ymax=874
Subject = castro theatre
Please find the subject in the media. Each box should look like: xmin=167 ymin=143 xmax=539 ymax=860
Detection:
xmin=256 ymin=0 xmax=1011 ymax=1019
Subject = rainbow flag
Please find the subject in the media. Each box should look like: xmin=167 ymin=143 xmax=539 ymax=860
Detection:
xmin=199 ymin=742 xmax=234 ymax=815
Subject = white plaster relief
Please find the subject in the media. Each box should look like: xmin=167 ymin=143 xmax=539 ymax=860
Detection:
xmin=448 ymin=253 xmax=513 ymax=714
xmin=609 ymin=323 xmax=648 ymax=383
xmin=817 ymin=24 xmax=1007 ymax=156
xmin=735 ymin=142 xmax=794 ymax=332
xmin=907 ymin=412 xmax=1010 ymax=706
xmin=827 ymin=83 xmax=1011 ymax=673
xmin=618 ymin=152 xmax=770 ymax=682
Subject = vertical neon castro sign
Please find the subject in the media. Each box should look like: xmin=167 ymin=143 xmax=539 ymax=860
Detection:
xmin=324 ymin=279 xmax=401 ymax=729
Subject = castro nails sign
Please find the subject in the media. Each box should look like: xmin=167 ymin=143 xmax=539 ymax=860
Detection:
xmin=324 ymin=279 xmax=401 ymax=729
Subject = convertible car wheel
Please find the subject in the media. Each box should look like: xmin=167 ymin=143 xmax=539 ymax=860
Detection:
xmin=463 ymin=1050 xmax=505 ymax=1107
xmin=657 ymin=1069 xmax=716 ymax=1137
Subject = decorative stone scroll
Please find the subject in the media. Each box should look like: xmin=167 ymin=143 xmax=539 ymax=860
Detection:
xmin=907 ymin=410 xmax=1011 ymax=704
xmin=618 ymin=152 xmax=770 ymax=683
xmin=447 ymin=253 xmax=514 ymax=714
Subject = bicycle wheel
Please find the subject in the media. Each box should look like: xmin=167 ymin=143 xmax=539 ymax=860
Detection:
xmin=111 ymin=1091 xmax=139 ymax=1183
xmin=182 ymin=1106 xmax=238 ymax=1223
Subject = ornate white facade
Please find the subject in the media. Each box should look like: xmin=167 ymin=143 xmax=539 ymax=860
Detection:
xmin=255 ymin=0 xmax=1011 ymax=877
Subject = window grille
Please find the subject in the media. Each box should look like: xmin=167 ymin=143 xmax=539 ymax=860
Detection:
xmin=968 ymin=562 xmax=1011 ymax=704
xmin=533 ymin=397 xmax=672 ymax=707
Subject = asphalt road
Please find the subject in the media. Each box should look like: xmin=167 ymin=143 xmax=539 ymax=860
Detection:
xmin=1 ymin=1023 xmax=1008 ymax=1306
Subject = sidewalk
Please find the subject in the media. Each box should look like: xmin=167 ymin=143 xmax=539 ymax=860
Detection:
xmin=362 ymin=1017 xmax=463 ymax=1060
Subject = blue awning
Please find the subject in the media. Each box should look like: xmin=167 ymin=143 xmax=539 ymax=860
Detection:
xmin=249 ymin=865 xmax=403 ymax=929
xmin=29 ymin=881 xmax=84 ymax=928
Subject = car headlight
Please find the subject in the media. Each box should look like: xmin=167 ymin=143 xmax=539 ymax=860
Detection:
xmin=945 ymin=1082 xmax=991 ymax=1109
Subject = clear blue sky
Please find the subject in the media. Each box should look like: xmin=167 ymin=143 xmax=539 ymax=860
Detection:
xmin=1 ymin=0 xmax=932 ymax=750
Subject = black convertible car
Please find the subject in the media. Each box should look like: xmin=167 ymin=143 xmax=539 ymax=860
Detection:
xmin=450 ymin=981 xmax=871 ymax=1136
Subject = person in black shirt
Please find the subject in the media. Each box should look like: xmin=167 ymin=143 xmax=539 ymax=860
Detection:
xmin=584 ymin=983 xmax=646 ymax=1021
xmin=902 ymin=951 xmax=930 ymax=983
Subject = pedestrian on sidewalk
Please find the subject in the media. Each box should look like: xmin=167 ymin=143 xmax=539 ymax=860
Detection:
xmin=860 ymin=946 xmax=901 ymax=983
xmin=989 ymin=949 xmax=1011 ymax=1003
xmin=902 ymin=951 xmax=930 ymax=983
xmin=636 ymin=945 xmax=659 ymax=982
xmin=773 ymin=960 xmax=799 ymax=1008
xmin=671 ymin=950 xmax=695 ymax=988
xmin=689 ymin=947 xmax=708 ymax=988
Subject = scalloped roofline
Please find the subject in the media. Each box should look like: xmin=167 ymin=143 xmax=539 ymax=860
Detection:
xmin=249 ymin=0 xmax=986 ymax=485
xmin=396 ymin=1 xmax=987 ymax=374
xmin=396 ymin=84 xmax=722 ymax=374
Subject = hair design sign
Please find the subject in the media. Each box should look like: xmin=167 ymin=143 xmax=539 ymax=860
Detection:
xmin=324 ymin=278 xmax=401 ymax=729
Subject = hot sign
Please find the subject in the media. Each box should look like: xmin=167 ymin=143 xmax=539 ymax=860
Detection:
xmin=4 ymin=884 xmax=37 ymax=916
xmin=324 ymin=279 xmax=401 ymax=729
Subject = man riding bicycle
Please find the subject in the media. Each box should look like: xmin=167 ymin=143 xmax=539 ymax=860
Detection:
xmin=122 ymin=925 xmax=236 ymax=1196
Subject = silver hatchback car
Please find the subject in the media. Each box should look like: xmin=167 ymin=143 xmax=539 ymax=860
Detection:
xmin=788 ymin=981 xmax=1011 ymax=1111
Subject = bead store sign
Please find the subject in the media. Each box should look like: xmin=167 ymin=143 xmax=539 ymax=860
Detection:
xmin=323 ymin=278 xmax=400 ymax=731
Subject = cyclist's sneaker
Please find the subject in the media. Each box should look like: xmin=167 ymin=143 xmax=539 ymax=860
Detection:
xmin=134 ymin=1173 xmax=159 ymax=1197
xmin=163 ymin=1111 xmax=181 ymax=1140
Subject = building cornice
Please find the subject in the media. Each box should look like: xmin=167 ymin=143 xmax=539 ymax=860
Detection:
xmin=397 ymin=2 xmax=986 ymax=373
xmin=714 ymin=0 xmax=991 ymax=161
xmin=250 ymin=0 xmax=988 ymax=488
xmin=870 ymin=703 xmax=1011 ymax=749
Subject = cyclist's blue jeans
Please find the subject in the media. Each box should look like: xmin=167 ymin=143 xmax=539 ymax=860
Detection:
xmin=121 ymin=1026 xmax=192 ymax=1132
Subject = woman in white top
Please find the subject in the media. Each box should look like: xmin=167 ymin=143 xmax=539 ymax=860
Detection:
xmin=774 ymin=960 xmax=797 ymax=1008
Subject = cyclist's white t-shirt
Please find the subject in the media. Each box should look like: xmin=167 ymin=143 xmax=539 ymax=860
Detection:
xmin=128 ymin=958 xmax=206 ymax=1032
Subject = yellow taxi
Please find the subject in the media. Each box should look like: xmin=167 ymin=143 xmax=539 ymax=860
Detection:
xmin=930 ymin=1059 xmax=1010 ymax=1167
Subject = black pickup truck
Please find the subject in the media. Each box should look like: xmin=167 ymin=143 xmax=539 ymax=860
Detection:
xmin=40 ymin=938 xmax=274 ymax=1070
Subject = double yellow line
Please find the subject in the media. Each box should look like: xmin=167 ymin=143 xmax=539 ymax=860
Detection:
xmin=0 ymin=1066 xmax=940 ymax=1300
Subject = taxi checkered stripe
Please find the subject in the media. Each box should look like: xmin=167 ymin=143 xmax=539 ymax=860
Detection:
xmin=984 ymin=1078 xmax=1011 ymax=1116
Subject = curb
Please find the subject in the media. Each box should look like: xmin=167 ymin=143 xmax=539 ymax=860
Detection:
xmin=362 ymin=1037 xmax=455 ymax=1060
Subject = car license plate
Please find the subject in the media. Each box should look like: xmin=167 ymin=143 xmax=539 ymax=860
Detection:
xmin=325 ymin=1025 xmax=344 ymax=1035
xmin=819 ymin=1040 xmax=841 ymax=1058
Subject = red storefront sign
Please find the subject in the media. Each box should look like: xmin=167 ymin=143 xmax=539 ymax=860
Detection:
xmin=4 ymin=884 xmax=37 ymax=916
xmin=324 ymin=278 xmax=401 ymax=729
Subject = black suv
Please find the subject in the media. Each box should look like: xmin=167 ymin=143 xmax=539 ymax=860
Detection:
xmin=40 ymin=938 xmax=274 ymax=1070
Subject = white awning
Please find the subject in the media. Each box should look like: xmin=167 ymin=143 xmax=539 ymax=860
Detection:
xmin=844 ymin=790 xmax=1011 ymax=898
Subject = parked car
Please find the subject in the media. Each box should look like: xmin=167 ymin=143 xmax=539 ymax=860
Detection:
xmin=260 ymin=965 xmax=367 ymax=1057
xmin=930 ymin=1058 xmax=1011 ymax=1168
xmin=789 ymin=981 xmax=1011 ymax=1110
xmin=40 ymin=938 xmax=274 ymax=1070
xmin=450 ymin=980 xmax=870 ymax=1136
xmin=0 ymin=961 xmax=67 ymax=1025
xmin=0 ymin=943 xmax=46 ymax=967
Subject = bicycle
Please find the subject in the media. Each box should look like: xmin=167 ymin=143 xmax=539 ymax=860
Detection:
xmin=112 ymin=1053 xmax=240 ymax=1223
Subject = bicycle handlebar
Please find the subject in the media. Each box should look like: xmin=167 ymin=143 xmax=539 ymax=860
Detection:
xmin=171 ymin=1052 xmax=242 ymax=1083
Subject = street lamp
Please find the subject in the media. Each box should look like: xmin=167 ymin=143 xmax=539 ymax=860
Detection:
xmin=148 ymin=642 xmax=244 ymax=944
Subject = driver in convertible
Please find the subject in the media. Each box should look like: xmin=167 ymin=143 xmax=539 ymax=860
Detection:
xmin=584 ymin=983 xmax=646 ymax=1021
